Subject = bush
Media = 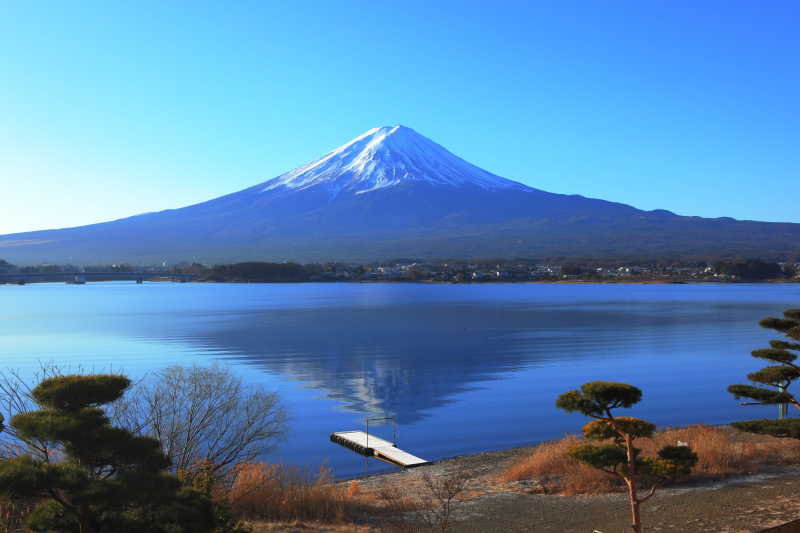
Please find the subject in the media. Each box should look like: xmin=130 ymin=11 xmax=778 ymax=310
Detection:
xmin=113 ymin=365 xmax=287 ymax=482
xmin=226 ymin=463 xmax=363 ymax=524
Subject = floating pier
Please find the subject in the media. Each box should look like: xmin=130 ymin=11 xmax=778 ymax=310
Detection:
xmin=330 ymin=430 xmax=430 ymax=467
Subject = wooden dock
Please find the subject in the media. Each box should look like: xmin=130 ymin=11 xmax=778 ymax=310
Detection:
xmin=330 ymin=430 xmax=430 ymax=467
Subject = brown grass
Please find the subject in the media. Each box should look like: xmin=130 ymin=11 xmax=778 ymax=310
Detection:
xmin=247 ymin=522 xmax=374 ymax=532
xmin=226 ymin=462 xmax=366 ymax=524
xmin=0 ymin=498 xmax=35 ymax=533
xmin=643 ymin=425 xmax=800 ymax=476
xmin=500 ymin=435 xmax=618 ymax=494
xmin=500 ymin=425 xmax=800 ymax=495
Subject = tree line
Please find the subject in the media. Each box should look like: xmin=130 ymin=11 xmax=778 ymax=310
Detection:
xmin=3 ymin=258 xmax=798 ymax=282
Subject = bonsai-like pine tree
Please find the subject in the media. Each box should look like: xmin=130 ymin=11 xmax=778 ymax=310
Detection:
xmin=729 ymin=308 xmax=800 ymax=437
xmin=0 ymin=374 xmax=215 ymax=533
xmin=557 ymin=382 xmax=697 ymax=533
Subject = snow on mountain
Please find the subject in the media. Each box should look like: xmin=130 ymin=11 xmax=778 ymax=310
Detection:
xmin=262 ymin=125 xmax=532 ymax=197
xmin=3 ymin=123 xmax=800 ymax=266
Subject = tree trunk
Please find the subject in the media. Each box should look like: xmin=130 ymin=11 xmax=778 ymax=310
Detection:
xmin=79 ymin=508 xmax=95 ymax=533
xmin=626 ymin=479 xmax=642 ymax=533
xmin=624 ymin=434 xmax=642 ymax=533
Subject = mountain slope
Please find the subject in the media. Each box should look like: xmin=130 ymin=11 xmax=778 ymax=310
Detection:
xmin=1 ymin=125 xmax=799 ymax=264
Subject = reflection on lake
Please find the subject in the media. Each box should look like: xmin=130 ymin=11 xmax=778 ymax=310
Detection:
xmin=1 ymin=282 xmax=798 ymax=478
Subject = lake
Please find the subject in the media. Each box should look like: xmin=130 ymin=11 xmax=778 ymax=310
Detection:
xmin=1 ymin=281 xmax=798 ymax=478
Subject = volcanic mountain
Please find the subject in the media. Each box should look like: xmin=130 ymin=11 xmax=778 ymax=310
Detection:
xmin=2 ymin=125 xmax=799 ymax=264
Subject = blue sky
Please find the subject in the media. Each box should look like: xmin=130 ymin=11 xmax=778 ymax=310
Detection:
xmin=1 ymin=0 xmax=798 ymax=234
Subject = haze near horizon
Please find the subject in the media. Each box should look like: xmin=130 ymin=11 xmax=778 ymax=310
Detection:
xmin=1 ymin=0 xmax=799 ymax=235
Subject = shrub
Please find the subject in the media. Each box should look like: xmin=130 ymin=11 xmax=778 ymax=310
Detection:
xmin=113 ymin=365 xmax=287 ymax=481
xmin=226 ymin=463 xmax=362 ymax=524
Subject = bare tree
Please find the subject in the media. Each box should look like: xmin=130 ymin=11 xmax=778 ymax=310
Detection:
xmin=0 ymin=363 xmax=287 ymax=482
xmin=0 ymin=362 xmax=89 ymax=461
xmin=113 ymin=364 xmax=287 ymax=479
xmin=373 ymin=469 xmax=470 ymax=533
xmin=417 ymin=469 xmax=470 ymax=532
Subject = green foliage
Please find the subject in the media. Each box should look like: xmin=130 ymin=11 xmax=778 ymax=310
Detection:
xmin=582 ymin=417 xmax=655 ymax=442
xmin=574 ymin=416 xmax=694 ymax=481
xmin=25 ymin=500 xmax=77 ymax=532
xmin=654 ymin=445 xmax=699 ymax=477
xmin=32 ymin=375 xmax=130 ymax=411
xmin=731 ymin=418 xmax=800 ymax=439
xmin=747 ymin=365 xmax=800 ymax=386
xmin=208 ymin=499 xmax=252 ymax=533
xmin=729 ymin=308 xmax=800 ymax=440
xmin=714 ymin=260 xmax=784 ymax=280
xmin=0 ymin=456 xmax=62 ymax=498
xmin=0 ymin=374 xmax=217 ymax=533
xmin=105 ymin=486 xmax=217 ymax=533
xmin=760 ymin=317 xmax=799 ymax=334
xmin=569 ymin=443 xmax=627 ymax=471
xmin=750 ymin=348 xmax=796 ymax=364
xmin=771 ymin=340 xmax=800 ymax=351
xmin=208 ymin=262 xmax=310 ymax=282
xmin=174 ymin=462 xmax=250 ymax=533
xmin=727 ymin=384 xmax=794 ymax=404
xmin=555 ymin=381 xmax=642 ymax=418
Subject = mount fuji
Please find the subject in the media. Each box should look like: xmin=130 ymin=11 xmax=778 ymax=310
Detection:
xmin=2 ymin=125 xmax=799 ymax=264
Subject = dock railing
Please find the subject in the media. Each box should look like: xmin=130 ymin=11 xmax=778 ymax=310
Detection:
xmin=365 ymin=416 xmax=397 ymax=449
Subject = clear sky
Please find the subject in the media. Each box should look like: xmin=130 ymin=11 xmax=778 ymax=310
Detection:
xmin=1 ymin=0 xmax=798 ymax=234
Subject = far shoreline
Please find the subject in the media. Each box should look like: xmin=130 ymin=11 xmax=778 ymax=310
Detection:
xmin=197 ymin=278 xmax=799 ymax=285
xmin=4 ymin=278 xmax=800 ymax=286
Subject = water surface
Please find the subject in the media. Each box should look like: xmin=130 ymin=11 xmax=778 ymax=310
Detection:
xmin=1 ymin=281 xmax=797 ymax=478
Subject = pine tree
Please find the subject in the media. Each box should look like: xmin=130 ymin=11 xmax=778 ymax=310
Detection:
xmin=728 ymin=308 xmax=800 ymax=436
xmin=0 ymin=374 xmax=216 ymax=533
xmin=556 ymin=381 xmax=697 ymax=533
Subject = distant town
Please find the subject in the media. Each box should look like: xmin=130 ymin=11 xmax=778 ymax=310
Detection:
xmin=2 ymin=257 xmax=799 ymax=284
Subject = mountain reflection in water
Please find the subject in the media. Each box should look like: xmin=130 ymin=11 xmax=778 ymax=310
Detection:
xmin=184 ymin=302 xmax=729 ymax=423
xmin=3 ymin=282 xmax=799 ymax=477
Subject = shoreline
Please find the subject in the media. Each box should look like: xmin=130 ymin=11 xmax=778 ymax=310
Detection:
xmin=4 ymin=275 xmax=798 ymax=286
xmin=342 ymin=437 xmax=800 ymax=532
xmin=128 ymin=277 xmax=800 ymax=285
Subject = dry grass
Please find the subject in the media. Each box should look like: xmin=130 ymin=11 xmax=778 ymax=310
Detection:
xmin=643 ymin=425 xmax=800 ymax=477
xmin=226 ymin=463 xmax=366 ymax=524
xmin=499 ymin=435 xmax=618 ymax=494
xmin=0 ymin=499 xmax=35 ymax=533
xmin=500 ymin=425 xmax=800 ymax=495
xmin=247 ymin=521 xmax=373 ymax=532
xmin=372 ymin=483 xmax=421 ymax=514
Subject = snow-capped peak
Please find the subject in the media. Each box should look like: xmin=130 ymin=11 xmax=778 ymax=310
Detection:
xmin=262 ymin=125 xmax=531 ymax=196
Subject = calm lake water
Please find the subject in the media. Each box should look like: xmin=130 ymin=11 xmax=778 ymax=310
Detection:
xmin=1 ymin=281 xmax=798 ymax=478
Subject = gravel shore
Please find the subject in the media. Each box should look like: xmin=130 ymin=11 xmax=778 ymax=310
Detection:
xmin=351 ymin=445 xmax=800 ymax=532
